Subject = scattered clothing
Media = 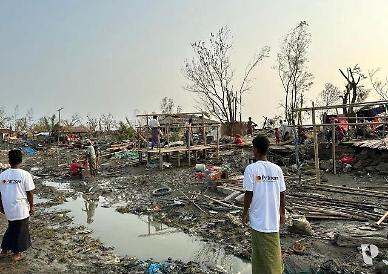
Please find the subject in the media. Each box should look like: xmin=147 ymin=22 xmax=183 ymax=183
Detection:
xmin=234 ymin=134 xmax=244 ymax=145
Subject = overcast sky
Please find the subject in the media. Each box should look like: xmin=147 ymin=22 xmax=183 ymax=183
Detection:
xmin=1 ymin=0 xmax=387 ymax=124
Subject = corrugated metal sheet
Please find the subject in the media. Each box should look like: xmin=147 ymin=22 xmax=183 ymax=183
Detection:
xmin=353 ymin=138 xmax=388 ymax=150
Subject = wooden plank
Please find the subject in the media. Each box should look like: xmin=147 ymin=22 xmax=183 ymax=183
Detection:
xmin=312 ymin=102 xmax=320 ymax=184
xmin=295 ymin=100 xmax=388 ymax=112
xmin=376 ymin=211 xmax=388 ymax=225
xmin=332 ymin=120 xmax=336 ymax=175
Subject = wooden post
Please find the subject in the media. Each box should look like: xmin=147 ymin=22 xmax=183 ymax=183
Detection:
xmin=292 ymin=125 xmax=301 ymax=186
xmin=202 ymin=114 xmax=206 ymax=145
xmin=216 ymin=125 xmax=220 ymax=159
xmin=158 ymin=135 xmax=162 ymax=170
xmin=177 ymin=152 xmax=181 ymax=167
xmin=312 ymin=102 xmax=320 ymax=184
xmin=167 ymin=125 xmax=170 ymax=145
xmin=355 ymin=113 xmax=358 ymax=139
xmin=332 ymin=120 xmax=336 ymax=175
xmin=188 ymin=124 xmax=191 ymax=166
xmin=137 ymin=127 xmax=141 ymax=163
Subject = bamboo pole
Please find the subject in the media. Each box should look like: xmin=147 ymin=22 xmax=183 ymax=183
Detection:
xmin=292 ymin=121 xmax=388 ymax=127
xmin=332 ymin=120 xmax=336 ymax=175
xmin=136 ymin=112 xmax=208 ymax=117
xmin=167 ymin=124 xmax=170 ymax=144
xmin=188 ymin=124 xmax=191 ymax=166
xmin=216 ymin=125 xmax=220 ymax=159
xmin=202 ymin=114 xmax=206 ymax=145
xmin=312 ymin=102 xmax=320 ymax=184
xmin=295 ymin=100 xmax=388 ymax=112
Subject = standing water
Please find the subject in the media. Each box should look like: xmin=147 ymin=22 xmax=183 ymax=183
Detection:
xmin=55 ymin=194 xmax=251 ymax=274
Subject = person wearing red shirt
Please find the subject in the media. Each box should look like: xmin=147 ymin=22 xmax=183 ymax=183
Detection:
xmin=70 ymin=159 xmax=81 ymax=177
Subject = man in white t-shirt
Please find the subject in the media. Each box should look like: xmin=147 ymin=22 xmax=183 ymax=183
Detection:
xmin=0 ymin=150 xmax=35 ymax=262
xmin=242 ymin=135 xmax=286 ymax=274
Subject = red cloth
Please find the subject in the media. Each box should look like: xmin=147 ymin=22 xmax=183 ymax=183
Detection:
xmin=234 ymin=134 xmax=244 ymax=145
xmin=70 ymin=162 xmax=81 ymax=176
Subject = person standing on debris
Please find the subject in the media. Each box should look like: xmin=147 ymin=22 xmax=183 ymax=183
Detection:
xmin=242 ymin=135 xmax=286 ymax=274
xmin=274 ymin=128 xmax=280 ymax=144
xmin=86 ymin=141 xmax=97 ymax=176
xmin=93 ymin=144 xmax=101 ymax=172
xmin=0 ymin=150 xmax=35 ymax=262
xmin=247 ymin=117 xmax=257 ymax=136
xmin=185 ymin=117 xmax=193 ymax=147
xmin=149 ymin=115 xmax=161 ymax=149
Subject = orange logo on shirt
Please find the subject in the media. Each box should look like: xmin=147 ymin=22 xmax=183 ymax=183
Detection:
xmin=255 ymin=175 xmax=262 ymax=183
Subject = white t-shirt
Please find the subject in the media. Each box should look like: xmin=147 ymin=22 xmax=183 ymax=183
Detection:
xmin=0 ymin=168 xmax=35 ymax=221
xmin=149 ymin=119 xmax=160 ymax=128
xmin=243 ymin=160 xmax=286 ymax=233
xmin=86 ymin=145 xmax=96 ymax=159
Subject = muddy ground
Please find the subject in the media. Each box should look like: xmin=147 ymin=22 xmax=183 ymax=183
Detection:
xmin=0 ymin=145 xmax=387 ymax=273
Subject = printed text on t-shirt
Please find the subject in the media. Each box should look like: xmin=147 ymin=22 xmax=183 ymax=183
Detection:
xmin=255 ymin=175 xmax=279 ymax=183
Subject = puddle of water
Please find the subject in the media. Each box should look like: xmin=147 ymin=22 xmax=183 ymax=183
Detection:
xmin=42 ymin=180 xmax=74 ymax=192
xmin=35 ymin=196 xmax=50 ymax=204
xmin=56 ymin=195 xmax=251 ymax=274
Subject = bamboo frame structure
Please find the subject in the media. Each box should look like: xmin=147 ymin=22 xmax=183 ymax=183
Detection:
xmin=135 ymin=112 xmax=221 ymax=169
xmin=292 ymin=100 xmax=388 ymax=183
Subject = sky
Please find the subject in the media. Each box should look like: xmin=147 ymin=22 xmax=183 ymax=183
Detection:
xmin=1 ymin=0 xmax=388 ymax=124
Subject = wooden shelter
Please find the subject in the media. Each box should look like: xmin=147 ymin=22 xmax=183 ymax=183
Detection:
xmin=292 ymin=100 xmax=388 ymax=184
xmin=135 ymin=112 xmax=221 ymax=169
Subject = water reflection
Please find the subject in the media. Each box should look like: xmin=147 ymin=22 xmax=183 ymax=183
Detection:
xmin=82 ymin=194 xmax=99 ymax=224
xmin=55 ymin=194 xmax=251 ymax=274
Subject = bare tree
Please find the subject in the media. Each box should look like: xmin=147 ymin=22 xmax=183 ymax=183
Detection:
xmin=12 ymin=105 xmax=19 ymax=131
xmin=100 ymin=113 xmax=116 ymax=132
xmin=25 ymin=108 xmax=34 ymax=130
xmin=64 ymin=113 xmax=82 ymax=127
xmin=176 ymin=105 xmax=183 ymax=113
xmin=277 ymin=21 xmax=313 ymax=124
xmin=0 ymin=107 xmax=10 ymax=128
xmin=317 ymin=83 xmax=341 ymax=108
xmin=160 ymin=97 xmax=175 ymax=114
xmin=183 ymin=26 xmax=270 ymax=123
xmin=369 ymin=68 xmax=388 ymax=100
xmin=86 ymin=115 xmax=99 ymax=132
xmin=339 ymin=65 xmax=369 ymax=114
xmin=33 ymin=116 xmax=51 ymax=132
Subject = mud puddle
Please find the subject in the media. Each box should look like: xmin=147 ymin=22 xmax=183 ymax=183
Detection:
xmin=55 ymin=194 xmax=251 ymax=274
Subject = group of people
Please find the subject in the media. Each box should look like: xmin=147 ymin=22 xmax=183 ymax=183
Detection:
xmin=0 ymin=134 xmax=286 ymax=273
xmin=69 ymin=140 xmax=100 ymax=178
xmin=247 ymin=118 xmax=303 ymax=145
xmin=148 ymin=115 xmax=195 ymax=149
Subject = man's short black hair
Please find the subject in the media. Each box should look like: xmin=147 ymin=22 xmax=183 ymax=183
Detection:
xmin=9 ymin=149 xmax=23 ymax=165
xmin=252 ymin=135 xmax=270 ymax=154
